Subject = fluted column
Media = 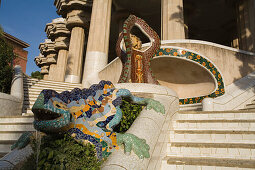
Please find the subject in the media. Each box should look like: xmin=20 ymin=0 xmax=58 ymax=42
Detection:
xmin=45 ymin=18 xmax=70 ymax=82
xmin=82 ymin=0 xmax=112 ymax=88
xmin=39 ymin=39 xmax=57 ymax=81
xmin=54 ymin=0 xmax=91 ymax=83
xmin=161 ymin=0 xmax=185 ymax=40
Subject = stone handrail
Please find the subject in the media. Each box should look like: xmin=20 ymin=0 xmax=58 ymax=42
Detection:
xmin=202 ymin=71 xmax=255 ymax=111
xmin=0 ymin=65 xmax=24 ymax=116
xmin=0 ymin=146 xmax=33 ymax=169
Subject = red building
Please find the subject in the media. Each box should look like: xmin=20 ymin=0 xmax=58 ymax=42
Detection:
xmin=3 ymin=32 xmax=30 ymax=73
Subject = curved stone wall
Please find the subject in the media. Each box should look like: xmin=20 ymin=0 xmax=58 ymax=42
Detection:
xmin=157 ymin=40 xmax=255 ymax=86
xmin=151 ymin=56 xmax=216 ymax=99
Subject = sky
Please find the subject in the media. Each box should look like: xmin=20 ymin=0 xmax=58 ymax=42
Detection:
xmin=0 ymin=0 xmax=59 ymax=75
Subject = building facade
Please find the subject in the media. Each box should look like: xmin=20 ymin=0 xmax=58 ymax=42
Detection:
xmin=3 ymin=32 xmax=29 ymax=73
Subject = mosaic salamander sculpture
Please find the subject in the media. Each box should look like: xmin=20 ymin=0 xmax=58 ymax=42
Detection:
xmin=116 ymin=15 xmax=160 ymax=84
xmin=12 ymin=80 xmax=165 ymax=160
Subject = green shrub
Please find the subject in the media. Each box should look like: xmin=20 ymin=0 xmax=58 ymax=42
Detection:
xmin=114 ymin=97 xmax=143 ymax=133
xmin=31 ymin=71 xmax=43 ymax=80
xmin=22 ymin=134 xmax=101 ymax=170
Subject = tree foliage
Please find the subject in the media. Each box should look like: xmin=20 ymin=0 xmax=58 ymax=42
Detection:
xmin=31 ymin=71 xmax=43 ymax=79
xmin=0 ymin=29 xmax=15 ymax=94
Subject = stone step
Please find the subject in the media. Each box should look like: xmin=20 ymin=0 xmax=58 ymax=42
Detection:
xmin=22 ymin=109 xmax=33 ymax=115
xmin=24 ymin=88 xmax=75 ymax=95
xmin=179 ymin=103 xmax=202 ymax=111
xmin=24 ymin=85 xmax=78 ymax=92
xmin=0 ymin=132 xmax=27 ymax=141
xmin=169 ymin=142 xmax=255 ymax=149
xmin=162 ymin=156 xmax=255 ymax=169
xmin=170 ymin=132 xmax=255 ymax=144
xmin=167 ymin=146 xmax=255 ymax=159
xmin=23 ymin=101 xmax=35 ymax=106
xmin=23 ymin=83 xmax=81 ymax=89
xmin=0 ymin=124 xmax=35 ymax=132
xmin=177 ymin=112 xmax=255 ymax=120
xmin=173 ymin=122 xmax=255 ymax=131
xmin=24 ymin=79 xmax=81 ymax=86
xmin=244 ymin=104 xmax=255 ymax=109
xmin=23 ymin=94 xmax=40 ymax=99
xmin=250 ymin=100 xmax=255 ymax=105
xmin=240 ymin=108 xmax=255 ymax=111
xmin=174 ymin=130 xmax=255 ymax=134
xmin=0 ymin=116 xmax=33 ymax=124
xmin=177 ymin=119 xmax=255 ymax=123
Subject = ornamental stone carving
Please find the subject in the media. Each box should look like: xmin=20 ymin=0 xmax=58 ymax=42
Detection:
xmin=39 ymin=39 xmax=57 ymax=64
xmin=66 ymin=9 xmax=90 ymax=29
xmin=45 ymin=18 xmax=70 ymax=40
xmin=54 ymin=0 xmax=92 ymax=17
xmin=54 ymin=0 xmax=92 ymax=29
xmin=34 ymin=54 xmax=44 ymax=67
xmin=45 ymin=18 xmax=70 ymax=50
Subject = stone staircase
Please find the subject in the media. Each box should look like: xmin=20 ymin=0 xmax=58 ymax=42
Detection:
xmin=22 ymin=77 xmax=82 ymax=115
xmin=161 ymin=110 xmax=255 ymax=169
xmin=0 ymin=116 xmax=34 ymax=157
xmin=240 ymin=99 xmax=255 ymax=111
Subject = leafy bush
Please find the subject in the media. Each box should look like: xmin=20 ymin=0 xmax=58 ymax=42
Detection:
xmin=114 ymin=97 xmax=143 ymax=133
xmin=21 ymin=134 xmax=101 ymax=170
xmin=31 ymin=71 xmax=43 ymax=79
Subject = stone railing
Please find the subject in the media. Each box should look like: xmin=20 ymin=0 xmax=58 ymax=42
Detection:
xmin=202 ymin=71 xmax=255 ymax=111
xmin=0 ymin=65 xmax=24 ymax=116
xmin=0 ymin=146 xmax=33 ymax=169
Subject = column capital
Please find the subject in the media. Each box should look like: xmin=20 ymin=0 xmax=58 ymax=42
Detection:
xmin=55 ymin=36 xmax=70 ymax=51
xmin=45 ymin=18 xmax=70 ymax=40
xmin=39 ymin=39 xmax=57 ymax=55
xmin=39 ymin=39 xmax=57 ymax=64
xmin=66 ymin=9 xmax=90 ymax=29
xmin=54 ymin=0 xmax=92 ymax=17
xmin=34 ymin=54 xmax=47 ymax=67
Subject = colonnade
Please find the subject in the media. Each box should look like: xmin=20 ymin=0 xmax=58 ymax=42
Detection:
xmin=34 ymin=0 xmax=189 ymax=87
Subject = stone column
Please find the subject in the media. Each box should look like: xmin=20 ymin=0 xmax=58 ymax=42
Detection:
xmin=39 ymin=39 xmax=57 ymax=81
xmin=54 ymin=0 xmax=92 ymax=83
xmin=236 ymin=0 xmax=255 ymax=52
xmin=161 ymin=0 xmax=185 ymax=40
xmin=35 ymin=54 xmax=49 ymax=80
xmin=45 ymin=18 xmax=70 ymax=82
xmin=82 ymin=0 xmax=112 ymax=88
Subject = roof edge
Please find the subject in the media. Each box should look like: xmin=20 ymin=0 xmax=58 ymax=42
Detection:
xmin=3 ymin=32 xmax=30 ymax=48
